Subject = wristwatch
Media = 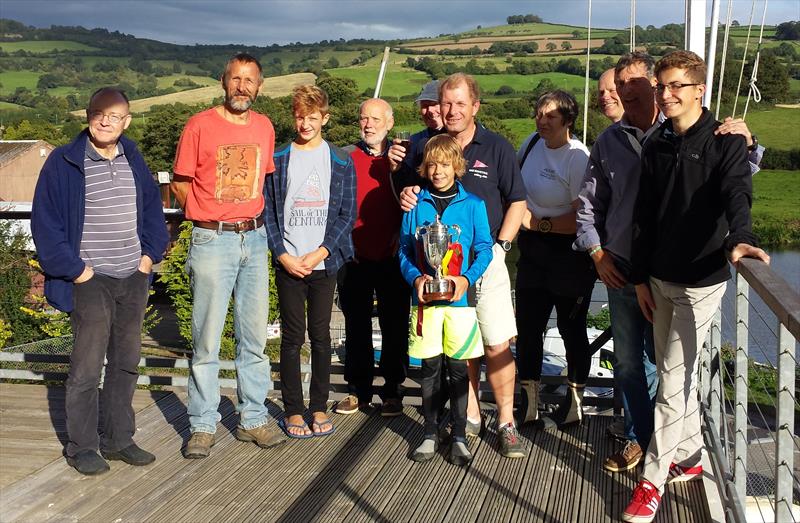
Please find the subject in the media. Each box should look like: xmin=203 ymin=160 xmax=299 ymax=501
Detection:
xmin=496 ymin=239 xmax=512 ymax=252
xmin=748 ymin=134 xmax=758 ymax=152
xmin=537 ymin=217 xmax=553 ymax=233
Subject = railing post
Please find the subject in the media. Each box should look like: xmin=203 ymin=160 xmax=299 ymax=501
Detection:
xmin=700 ymin=333 xmax=711 ymax=408
xmin=774 ymin=322 xmax=795 ymax=523
xmin=734 ymin=275 xmax=749 ymax=504
xmin=709 ymin=308 xmax=722 ymax=433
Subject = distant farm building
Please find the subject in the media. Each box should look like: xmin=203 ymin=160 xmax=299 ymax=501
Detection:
xmin=0 ymin=140 xmax=55 ymax=202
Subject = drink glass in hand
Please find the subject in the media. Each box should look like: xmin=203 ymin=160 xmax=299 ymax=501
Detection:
xmin=396 ymin=130 xmax=411 ymax=151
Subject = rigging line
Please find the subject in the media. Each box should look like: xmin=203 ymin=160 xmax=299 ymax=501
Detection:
xmin=715 ymin=0 xmax=734 ymax=119
xmin=582 ymin=0 xmax=592 ymax=145
xmin=743 ymin=0 xmax=769 ymax=120
xmin=732 ymin=0 xmax=758 ymax=118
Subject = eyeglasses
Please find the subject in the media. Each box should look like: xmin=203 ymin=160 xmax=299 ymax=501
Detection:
xmin=88 ymin=111 xmax=129 ymax=124
xmin=653 ymin=82 xmax=701 ymax=94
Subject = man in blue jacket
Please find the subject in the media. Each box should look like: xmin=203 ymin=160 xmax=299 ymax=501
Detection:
xmin=31 ymin=87 xmax=169 ymax=475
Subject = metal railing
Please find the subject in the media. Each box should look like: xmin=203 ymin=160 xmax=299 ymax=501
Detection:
xmin=700 ymin=258 xmax=800 ymax=523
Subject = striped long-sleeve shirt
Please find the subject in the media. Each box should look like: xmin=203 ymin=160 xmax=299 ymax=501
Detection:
xmin=79 ymin=139 xmax=141 ymax=278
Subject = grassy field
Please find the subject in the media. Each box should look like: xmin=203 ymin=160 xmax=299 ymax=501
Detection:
xmin=328 ymin=62 xmax=430 ymax=98
xmin=742 ymin=107 xmax=800 ymax=151
xmin=472 ymin=72 xmax=589 ymax=95
xmin=0 ymin=40 xmax=100 ymax=53
xmin=751 ymin=169 xmax=800 ymax=245
xmin=155 ymin=74 xmax=219 ymax=89
xmin=446 ymin=22 xmax=619 ymax=39
xmin=0 ymin=100 xmax=24 ymax=110
xmin=0 ymin=71 xmax=41 ymax=95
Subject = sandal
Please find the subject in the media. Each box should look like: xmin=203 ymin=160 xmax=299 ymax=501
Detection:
xmin=311 ymin=417 xmax=335 ymax=437
xmin=278 ymin=418 xmax=314 ymax=439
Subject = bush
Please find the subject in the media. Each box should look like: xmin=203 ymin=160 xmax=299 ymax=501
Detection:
xmin=159 ymin=221 xmax=279 ymax=359
xmin=760 ymin=148 xmax=800 ymax=170
xmin=495 ymin=85 xmax=515 ymax=96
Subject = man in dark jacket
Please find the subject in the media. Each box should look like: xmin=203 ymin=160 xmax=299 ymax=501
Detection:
xmin=31 ymin=87 xmax=169 ymax=475
xmin=622 ymin=51 xmax=769 ymax=523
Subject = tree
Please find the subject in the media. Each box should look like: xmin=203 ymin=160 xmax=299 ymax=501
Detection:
xmin=316 ymin=76 xmax=358 ymax=107
xmin=775 ymin=21 xmax=800 ymax=40
xmin=326 ymin=56 xmax=340 ymax=69
xmin=561 ymin=41 xmax=572 ymax=51
xmin=4 ymin=119 xmax=67 ymax=145
xmin=572 ymin=30 xmax=581 ymax=38
xmin=731 ymin=20 xmax=740 ymax=27
xmin=546 ymin=42 xmax=557 ymax=52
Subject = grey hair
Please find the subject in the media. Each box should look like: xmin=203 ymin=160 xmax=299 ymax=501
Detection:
xmin=615 ymin=51 xmax=655 ymax=78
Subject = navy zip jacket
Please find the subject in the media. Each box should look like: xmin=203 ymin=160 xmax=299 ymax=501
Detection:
xmin=31 ymin=130 xmax=169 ymax=312
xmin=631 ymin=109 xmax=758 ymax=287
xmin=263 ymin=141 xmax=356 ymax=276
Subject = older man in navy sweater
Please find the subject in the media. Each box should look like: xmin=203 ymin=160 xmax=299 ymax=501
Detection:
xmin=32 ymin=87 xmax=168 ymax=475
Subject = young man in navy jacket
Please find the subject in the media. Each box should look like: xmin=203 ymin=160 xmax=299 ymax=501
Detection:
xmin=31 ymin=87 xmax=168 ymax=475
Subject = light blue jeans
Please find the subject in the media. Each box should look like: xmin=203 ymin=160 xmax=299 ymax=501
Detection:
xmin=186 ymin=225 xmax=271 ymax=434
xmin=608 ymin=284 xmax=657 ymax=450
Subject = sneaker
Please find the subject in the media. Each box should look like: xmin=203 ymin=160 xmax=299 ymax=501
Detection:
xmin=101 ymin=443 xmax=155 ymax=466
xmin=622 ymin=480 xmax=661 ymax=523
xmin=334 ymin=395 xmax=360 ymax=415
xmin=498 ymin=423 xmax=526 ymax=459
xmin=449 ymin=437 xmax=473 ymax=467
xmin=411 ymin=436 xmax=438 ymax=462
xmin=235 ymin=423 xmax=286 ymax=449
xmin=603 ymin=440 xmax=643 ymax=472
xmin=66 ymin=450 xmax=110 ymax=476
xmin=606 ymin=419 xmax=627 ymax=441
xmin=381 ymin=398 xmax=403 ymax=417
xmin=184 ymin=432 xmax=215 ymax=459
xmin=465 ymin=417 xmax=483 ymax=438
xmin=667 ymin=462 xmax=703 ymax=483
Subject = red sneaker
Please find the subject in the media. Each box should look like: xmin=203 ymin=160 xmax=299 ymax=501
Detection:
xmin=667 ymin=462 xmax=703 ymax=483
xmin=622 ymin=480 xmax=661 ymax=523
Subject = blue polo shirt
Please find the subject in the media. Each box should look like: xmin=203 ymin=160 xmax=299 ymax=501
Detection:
xmin=402 ymin=123 xmax=525 ymax=240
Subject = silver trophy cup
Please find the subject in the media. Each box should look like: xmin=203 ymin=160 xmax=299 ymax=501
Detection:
xmin=415 ymin=215 xmax=461 ymax=301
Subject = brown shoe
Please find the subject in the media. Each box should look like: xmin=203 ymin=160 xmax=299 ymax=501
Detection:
xmin=236 ymin=423 xmax=286 ymax=449
xmin=381 ymin=398 xmax=403 ymax=417
xmin=184 ymin=432 xmax=215 ymax=459
xmin=334 ymin=395 xmax=360 ymax=415
xmin=603 ymin=440 xmax=642 ymax=472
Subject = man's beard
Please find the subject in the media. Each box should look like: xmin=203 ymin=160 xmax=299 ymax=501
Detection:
xmin=360 ymin=130 xmax=387 ymax=147
xmin=226 ymin=93 xmax=255 ymax=112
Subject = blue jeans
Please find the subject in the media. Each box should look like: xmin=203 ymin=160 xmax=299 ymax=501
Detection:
xmin=608 ymin=284 xmax=657 ymax=450
xmin=186 ymin=225 xmax=271 ymax=434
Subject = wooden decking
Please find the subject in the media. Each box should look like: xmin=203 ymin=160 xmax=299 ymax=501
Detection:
xmin=0 ymin=384 xmax=713 ymax=522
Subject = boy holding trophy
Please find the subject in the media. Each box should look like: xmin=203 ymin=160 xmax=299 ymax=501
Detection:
xmin=398 ymin=134 xmax=493 ymax=466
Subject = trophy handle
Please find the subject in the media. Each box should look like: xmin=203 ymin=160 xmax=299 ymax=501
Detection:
xmin=449 ymin=224 xmax=461 ymax=244
xmin=415 ymin=225 xmax=428 ymax=240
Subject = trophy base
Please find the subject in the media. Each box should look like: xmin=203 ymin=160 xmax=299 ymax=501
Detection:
xmin=423 ymin=279 xmax=454 ymax=302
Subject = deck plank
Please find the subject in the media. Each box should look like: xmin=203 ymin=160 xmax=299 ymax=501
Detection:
xmin=0 ymin=383 xmax=716 ymax=522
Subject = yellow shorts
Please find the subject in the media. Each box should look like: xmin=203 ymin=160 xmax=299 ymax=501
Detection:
xmin=408 ymin=305 xmax=484 ymax=360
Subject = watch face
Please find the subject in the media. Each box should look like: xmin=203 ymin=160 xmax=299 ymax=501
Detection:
xmin=500 ymin=240 xmax=511 ymax=251
xmin=538 ymin=218 xmax=552 ymax=233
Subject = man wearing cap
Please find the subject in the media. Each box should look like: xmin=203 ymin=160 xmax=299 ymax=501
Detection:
xmin=402 ymin=80 xmax=445 ymax=170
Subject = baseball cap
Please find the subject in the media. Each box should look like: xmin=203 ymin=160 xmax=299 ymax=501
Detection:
xmin=415 ymin=80 xmax=440 ymax=104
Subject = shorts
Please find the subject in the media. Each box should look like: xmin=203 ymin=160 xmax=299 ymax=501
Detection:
xmin=475 ymin=243 xmax=517 ymax=346
xmin=408 ymin=305 xmax=484 ymax=361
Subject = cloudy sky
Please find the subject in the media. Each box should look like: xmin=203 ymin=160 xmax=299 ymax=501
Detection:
xmin=2 ymin=0 xmax=797 ymax=46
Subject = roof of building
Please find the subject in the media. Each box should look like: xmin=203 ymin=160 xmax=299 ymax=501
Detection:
xmin=0 ymin=140 xmax=54 ymax=167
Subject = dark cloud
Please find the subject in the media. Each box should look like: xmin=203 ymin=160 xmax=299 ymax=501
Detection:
xmin=2 ymin=0 xmax=797 ymax=46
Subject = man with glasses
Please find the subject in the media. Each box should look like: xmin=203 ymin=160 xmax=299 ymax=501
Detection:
xmin=575 ymin=52 xmax=763 ymax=476
xmin=31 ymin=87 xmax=169 ymax=475
xmin=171 ymin=53 xmax=284 ymax=458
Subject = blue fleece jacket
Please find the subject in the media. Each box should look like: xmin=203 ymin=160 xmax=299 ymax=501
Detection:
xmin=398 ymin=181 xmax=493 ymax=307
xmin=31 ymin=130 xmax=169 ymax=312
xmin=263 ymin=140 xmax=356 ymax=276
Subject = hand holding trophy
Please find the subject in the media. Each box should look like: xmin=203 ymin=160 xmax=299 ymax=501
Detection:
xmin=415 ymin=215 xmax=462 ymax=302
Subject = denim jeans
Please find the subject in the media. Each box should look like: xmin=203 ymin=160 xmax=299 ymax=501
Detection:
xmin=66 ymin=271 xmax=150 ymax=457
xmin=186 ymin=225 xmax=271 ymax=434
xmin=608 ymin=284 xmax=657 ymax=450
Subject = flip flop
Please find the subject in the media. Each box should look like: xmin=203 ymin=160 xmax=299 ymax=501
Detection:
xmin=311 ymin=418 xmax=335 ymax=437
xmin=278 ymin=418 xmax=314 ymax=439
